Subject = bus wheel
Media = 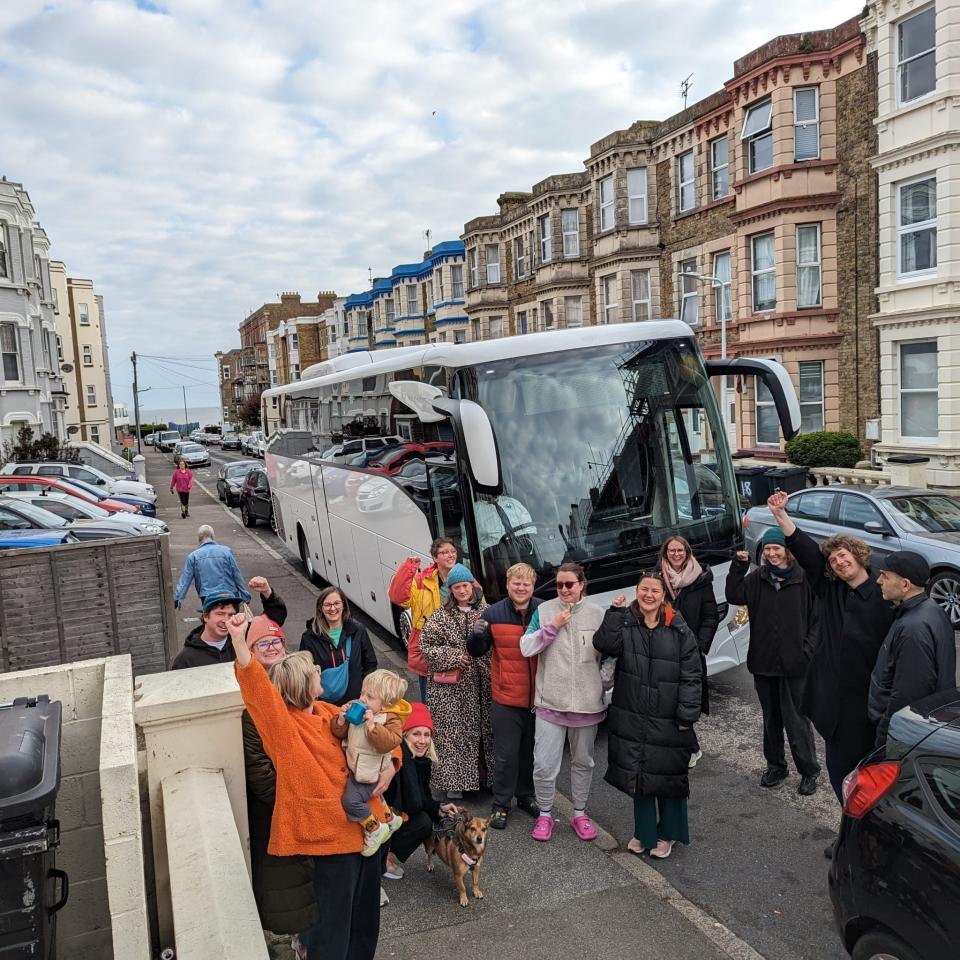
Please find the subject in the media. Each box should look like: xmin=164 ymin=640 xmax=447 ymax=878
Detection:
xmin=298 ymin=528 xmax=317 ymax=584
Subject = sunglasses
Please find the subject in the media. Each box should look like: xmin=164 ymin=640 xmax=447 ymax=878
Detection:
xmin=254 ymin=637 xmax=284 ymax=651
xmin=557 ymin=580 xmax=582 ymax=590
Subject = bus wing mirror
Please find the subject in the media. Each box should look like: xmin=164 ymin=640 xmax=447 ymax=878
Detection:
xmin=388 ymin=381 xmax=447 ymax=423
xmin=704 ymin=358 xmax=802 ymax=440
xmin=431 ymin=398 xmax=502 ymax=493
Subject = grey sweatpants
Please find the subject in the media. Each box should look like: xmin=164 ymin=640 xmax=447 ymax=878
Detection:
xmin=342 ymin=773 xmax=377 ymax=822
xmin=533 ymin=715 xmax=599 ymax=813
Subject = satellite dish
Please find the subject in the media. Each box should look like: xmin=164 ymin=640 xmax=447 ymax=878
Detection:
xmin=61 ymin=363 xmax=73 ymax=373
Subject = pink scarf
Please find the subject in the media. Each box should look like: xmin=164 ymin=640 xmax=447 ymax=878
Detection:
xmin=663 ymin=556 xmax=702 ymax=599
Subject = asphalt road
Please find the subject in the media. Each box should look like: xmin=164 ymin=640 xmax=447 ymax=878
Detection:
xmin=150 ymin=444 xmax=849 ymax=960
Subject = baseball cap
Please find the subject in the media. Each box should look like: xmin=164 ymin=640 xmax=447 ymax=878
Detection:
xmin=879 ymin=550 xmax=930 ymax=587
xmin=201 ymin=591 xmax=243 ymax=613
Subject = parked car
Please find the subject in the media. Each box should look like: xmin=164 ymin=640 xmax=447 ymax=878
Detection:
xmin=173 ymin=442 xmax=211 ymax=468
xmin=323 ymin=435 xmax=403 ymax=465
xmin=0 ymin=475 xmax=139 ymax=513
xmin=238 ymin=466 xmax=273 ymax=529
xmin=216 ymin=460 xmax=258 ymax=507
xmin=829 ymin=689 xmax=960 ymax=960
xmin=57 ymin=476 xmax=157 ymax=517
xmin=0 ymin=461 xmax=156 ymax=502
xmin=243 ymin=431 xmax=266 ymax=458
xmin=0 ymin=496 xmax=136 ymax=541
xmin=743 ymin=484 xmax=960 ymax=625
xmin=343 ymin=442 xmax=454 ymax=500
xmin=221 ymin=433 xmax=242 ymax=451
xmin=0 ymin=529 xmax=79 ymax=549
xmin=143 ymin=433 xmax=157 ymax=446
xmin=156 ymin=430 xmax=181 ymax=452
xmin=0 ymin=490 xmax=168 ymax=534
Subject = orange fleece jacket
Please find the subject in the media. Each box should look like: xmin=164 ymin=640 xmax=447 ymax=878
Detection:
xmin=235 ymin=657 xmax=399 ymax=857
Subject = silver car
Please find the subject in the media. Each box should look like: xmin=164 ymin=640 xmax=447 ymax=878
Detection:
xmin=175 ymin=442 xmax=210 ymax=468
xmin=743 ymin=484 xmax=960 ymax=625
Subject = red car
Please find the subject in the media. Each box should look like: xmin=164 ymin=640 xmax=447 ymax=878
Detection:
xmin=0 ymin=475 xmax=139 ymax=513
xmin=343 ymin=443 xmax=454 ymax=501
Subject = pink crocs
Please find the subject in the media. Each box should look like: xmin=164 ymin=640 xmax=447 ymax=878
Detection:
xmin=531 ymin=814 xmax=555 ymax=841
xmin=570 ymin=814 xmax=598 ymax=841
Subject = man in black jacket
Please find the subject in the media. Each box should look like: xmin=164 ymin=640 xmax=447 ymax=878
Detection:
xmin=766 ymin=492 xmax=894 ymax=805
xmin=170 ymin=576 xmax=287 ymax=669
xmin=869 ymin=551 xmax=956 ymax=746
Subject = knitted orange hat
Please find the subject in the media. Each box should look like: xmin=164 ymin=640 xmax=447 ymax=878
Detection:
xmin=246 ymin=615 xmax=285 ymax=648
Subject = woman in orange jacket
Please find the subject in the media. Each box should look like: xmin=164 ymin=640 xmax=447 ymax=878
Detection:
xmin=227 ymin=613 xmax=398 ymax=960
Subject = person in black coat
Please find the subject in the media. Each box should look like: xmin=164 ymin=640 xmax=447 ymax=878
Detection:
xmin=593 ymin=572 xmax=701 ymax=860
xmin=726 ymin=528 xmax=821 ymax=795
xmin=299 ymin=587 xmax=377 ymax=706
xmin=764 ymin=491 xmax=894 ymax=804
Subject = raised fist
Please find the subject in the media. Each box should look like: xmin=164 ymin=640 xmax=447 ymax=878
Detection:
xmin=735 ymin=551 xmax=750 ymax=562
xmin=248 ymin=576 xmax=270 ymax=596
xmin=767 ymin=491 xmax=789 ymax=512
xmin=611 ymin=595 xmax=627 ymax=609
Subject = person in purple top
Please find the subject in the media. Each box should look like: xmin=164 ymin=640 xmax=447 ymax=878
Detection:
xmin=520 ymin=562 xmax=606 ymax=843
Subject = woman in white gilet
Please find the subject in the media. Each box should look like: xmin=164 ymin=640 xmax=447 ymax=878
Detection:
xmin=520 ymin=561 xmax=606 ymax=842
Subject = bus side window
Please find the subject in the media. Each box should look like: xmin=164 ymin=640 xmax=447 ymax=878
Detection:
xmin=426 ymin=458 xmax=466 ymax=561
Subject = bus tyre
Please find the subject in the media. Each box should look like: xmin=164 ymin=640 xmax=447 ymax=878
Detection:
xmin=298 ymin=528 xmax=317 ymax=584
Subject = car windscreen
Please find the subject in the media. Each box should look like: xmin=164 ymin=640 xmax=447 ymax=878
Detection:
xmin=883 ymin=494 xmax=960 ymax=533
xmin=58 ymin=478 xmax=106 ymax=499
xmin=226 ymin=463 xmax=253 ymax=477
xmin=180 ymin=444 xmax=204 ymax=453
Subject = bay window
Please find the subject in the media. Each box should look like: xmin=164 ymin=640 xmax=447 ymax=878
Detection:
xmin=751 ymin=233 xmax=776 ymax=312
xmin=627 ymin=168 xmax=647 ymax=224
xmin=796 ymin=225 xmax=822 ymax=308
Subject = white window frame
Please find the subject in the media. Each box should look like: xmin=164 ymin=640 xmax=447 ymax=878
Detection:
xmin=90 ymin=425 xmax=100 ymax=445
xmin=897 ymin=174 xmax=937 ymax=279
xmin=290 ymin=332 xmax=298 ymax=350
xmin=406 ymin=284 xmax=418 ymax=315
xmin=78 ymin=302 xmax=90 ymax=326
xmin=796 ymin=224 xmax=822 ymax=308
xmin=755 ymin=358 xmax=781 ymax=446
xmin=538 ymin=214 xmax=552 ymax=262
xmin=798 ymin=361 xmax=825 ymax=434
xmin=0 ymin=323 xmax=19 ymax=382
xmin=710 ymin=137 xmax=729 ymax=200
xmin=741 ymin=99 xmax=773 ymax=174
xmin=542 ymin=299 xmax=555 ymax=328
xmin=489 ymin=316 xmax=503 ymax=339
xmin=713 ymin=251 xmax=732 ymax=323
xmin=630 ymin=269 xmax=651 ymax=321
xmin=561 ymin=209 xmax=580 ymax=257
xmin=601 ymin=275 xmax=619 ymax=324
xmin=451 ymin=264 xmax=464 ymax=298
xmin=56 ymin=335 xmax=63 ymax=363
xmin=436 ymin=268 xmax=445 ymax=302
xmin=599 ymin=175 xmax=615 ymax=231
xmin=677 ymin=151 xmax=695 ymax=212
xmin=86 ymin=384 xmax=97 ymax=407
xmin=793 ymin=87 xmax=820 ymax=162
xmin=514 ymin=235 xmax=526 ymax=279
xmin=82 ymin=344 xmax=93 ymax=367
xmin=897 ymin=6 xmax=936 ymax=105
xmin=468 ymin=248 xmax=478 ymax=288
xmin=485 ymin=244 xmax=500 ymax=284
xmin=899 ymin=340 xmax=939 ymax=441
xmin=627 ymin=168 xmax=647 ymax=224
xmin=751 ymin=232 xmax=777 ymax=313
xmin=564 ymin=296 xmax=583 ymax=328
xmin=679 ymin=260 xmax=698 ymax=326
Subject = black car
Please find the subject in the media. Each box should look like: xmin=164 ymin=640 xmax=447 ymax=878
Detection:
xmin=239 ymin=466 xmax=273 ymax=530
xmin=217 ymin=460 xmax=257 ymax=507
xmin=221 ymin=433 xmax=242 ymax=451
xmin=829 ymin=690 xmax=960 ymax=960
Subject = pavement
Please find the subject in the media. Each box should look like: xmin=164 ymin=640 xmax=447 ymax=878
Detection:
xmin=147 ymin=445 xmax=850 ymax=960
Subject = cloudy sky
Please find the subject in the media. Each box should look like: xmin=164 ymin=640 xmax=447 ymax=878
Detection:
xmin=3 ymin=0 xmax=858 ymax=413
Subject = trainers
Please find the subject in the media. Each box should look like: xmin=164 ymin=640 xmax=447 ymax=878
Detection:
xmin=362 ymin=822 xmax=391 ymax=857
xmin=490 ymin=805 xmax=508 ymax=830
xmin=570 ymin=814 xmax=598 ymax=841
xmin=688 ymin=750 xmax=703 ymax=768
xmin=626 ymin=838 xmax=645 ymax=856
xmin=649 ymin=839 xmax=674 ymax=859
xmin=759 ymin=767 xmax=787 ymax=788
xmin=383 ymin=853 xmax=404 ymax=880
xmin=380 ymin=885 xmax=390 ymax=907
xmin=384 ymin=812 xmax=404 ymax=834
xmin=797 ymin=775 xmax=818 ymax=796
xmin=531 ymin=814 xmax=554 ymax=841
xmin=515 ymin=796 xmax=539 ymax=818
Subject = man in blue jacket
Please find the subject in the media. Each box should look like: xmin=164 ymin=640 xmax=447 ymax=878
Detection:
xmin=869 ymin=551 xmax=956 ymax=746
xmin=174 ymin=524 xmax=251 ymax=608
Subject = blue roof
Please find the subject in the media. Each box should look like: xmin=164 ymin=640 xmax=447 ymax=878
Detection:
xmin=344 ymin=292 xmax=373 ymax=308
xmin=346 ymin=240 xmax=467 ymax=300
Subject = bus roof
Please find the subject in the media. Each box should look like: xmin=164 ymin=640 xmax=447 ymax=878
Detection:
xmin=265 ymin=320 xmax=694 ymax=400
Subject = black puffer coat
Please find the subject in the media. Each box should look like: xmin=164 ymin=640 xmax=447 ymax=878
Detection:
xmin=298 ymin=617 xmax=378 ymax=706
xmin=593 ymin=603 xmax=702 ymax=799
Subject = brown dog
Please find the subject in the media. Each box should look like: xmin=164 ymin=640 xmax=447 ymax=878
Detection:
xmin=424 ymin=811 xmax=490 ymax=907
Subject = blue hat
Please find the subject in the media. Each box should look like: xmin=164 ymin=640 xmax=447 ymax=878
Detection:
xmin=760 ymin=527 xmax=786 ymax=548
xmin=444 ymin=563 xmax=474 ymax=587
xmin=201 ymin=591 xmax=242 ymax=613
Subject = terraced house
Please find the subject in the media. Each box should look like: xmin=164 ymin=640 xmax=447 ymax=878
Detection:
xmin=461 ymin=15 xmax=879 ymax=457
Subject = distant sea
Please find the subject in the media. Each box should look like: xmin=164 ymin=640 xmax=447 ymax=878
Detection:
xmin=139 ymin=406 xmax=224 ymax=428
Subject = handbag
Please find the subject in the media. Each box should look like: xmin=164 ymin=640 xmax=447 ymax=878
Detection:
xmin=431 ymin=669 xmax=462 ymax=684
xmin=319 ymin=635 xmax=353 ymax=703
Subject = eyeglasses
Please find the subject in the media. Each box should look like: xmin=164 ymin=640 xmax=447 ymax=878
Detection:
xmin=557 ymin=580 xmax=582 ymax=591
xmin=666 ymin=548 xmax=687 ymax=555
xmin=254 ymin=637 xmax=284 ymax=651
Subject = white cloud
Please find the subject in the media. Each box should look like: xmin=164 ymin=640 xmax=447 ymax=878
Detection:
xmin=0 ymin=0 xmax=859 ymax=408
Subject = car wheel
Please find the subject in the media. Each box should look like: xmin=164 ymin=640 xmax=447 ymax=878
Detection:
xmin=928 ymin=571 xmax=960 ymax=627
xmin=241 ymin=503 xmax=256 ymax=528
xmin=851 ymin=931 xmax=922 ymax=960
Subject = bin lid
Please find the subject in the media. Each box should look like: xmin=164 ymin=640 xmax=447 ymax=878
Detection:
xmin=765 ymin=465 xmax=809 ymax=476
xmin=735 ymin=466 xmax=768 ymax=475
xmin=0 ymin=696 xmax=62 ymax=825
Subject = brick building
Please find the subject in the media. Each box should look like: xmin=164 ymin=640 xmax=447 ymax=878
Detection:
xmin=215 ymin=347 xmax=244 ymax=426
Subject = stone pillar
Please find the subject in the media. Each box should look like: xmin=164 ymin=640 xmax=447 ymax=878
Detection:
xmin=885 ymin=454 xmax=929 ymax=488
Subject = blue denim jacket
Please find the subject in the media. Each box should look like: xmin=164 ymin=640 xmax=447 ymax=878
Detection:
xmin=174 ymin=540 xmax=251 ymax=607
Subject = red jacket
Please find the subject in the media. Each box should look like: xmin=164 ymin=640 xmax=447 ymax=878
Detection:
xmin=467 ymin=596 xmax=541 ymax=708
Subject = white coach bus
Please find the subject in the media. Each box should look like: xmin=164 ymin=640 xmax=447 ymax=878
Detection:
xmin=262 ymin=322 xmax=800 ymax=675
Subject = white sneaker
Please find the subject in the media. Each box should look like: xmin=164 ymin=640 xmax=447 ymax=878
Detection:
xmin=380 ymin=885 xmax=390 ymax=906
xmin=362 ymin=822 xmax=391 ymax=857
xmin=383 ymin=853 xmax=405 ymax=880
xmin=385 ymin=812 xmax=403 ymax=835
xmin=689 ymin=750 xmax=703 ymax=768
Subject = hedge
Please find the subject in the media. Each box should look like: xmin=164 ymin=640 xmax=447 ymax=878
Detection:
xmin=784 ymin=431 xmax=862 ymax=468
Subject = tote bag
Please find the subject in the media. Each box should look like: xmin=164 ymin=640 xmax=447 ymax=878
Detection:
xmin=319 ymin=635 xmax=353 ymax=703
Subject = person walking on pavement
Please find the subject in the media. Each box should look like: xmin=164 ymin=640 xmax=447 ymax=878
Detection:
xmin=170 ymin=576 xmax=286 ymax=670
xmin=593 ymin=573 xmax=702 ymax=859
xmin=764 ymin=491 xmax=893 ymax=806
xmin=467 ymin=562 xmax=542 ymax=830
xmin=174 ymin=524 xmax=251 ymax=609
xmin=869 ymin=551 xmax=957 ymax=746
xmin=655 ymin=536 xmax=718 ymax=768
xmin=726 ymin=528 xmax=822 ymax=795
xmin=520 ymin=561 xmax=606 ymax=842
xmin=388 ymin=538 xmax=463 ymax=702
xmin=299 ymin=587 xmax=378 ymax=707
xmin=418 ymin=564 xmax=492 ymax=799
xmin=170 ymin=457 xmax=193 ymax=518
